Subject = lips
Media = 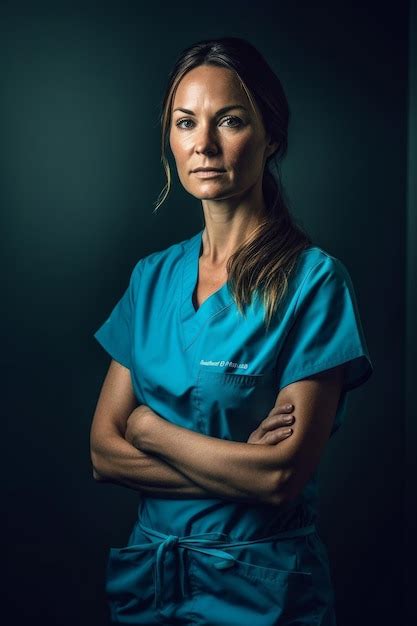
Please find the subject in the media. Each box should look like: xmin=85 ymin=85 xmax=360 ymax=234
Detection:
xmin=192 ymin=170 xmax=225 ymax=178
xmin=191 ymin=167 xmax=225 ymax=173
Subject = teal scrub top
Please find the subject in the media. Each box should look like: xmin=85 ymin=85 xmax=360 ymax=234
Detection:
xmin=93 ymin=226 xmax=373 ymax=547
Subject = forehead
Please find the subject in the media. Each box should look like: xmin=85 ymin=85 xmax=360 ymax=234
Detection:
xmin=173 ymin=65 xmax=247 ymax=108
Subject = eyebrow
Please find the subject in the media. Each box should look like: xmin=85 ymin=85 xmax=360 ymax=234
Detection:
xmin=172 ymin=104 xmax=248 ymax=116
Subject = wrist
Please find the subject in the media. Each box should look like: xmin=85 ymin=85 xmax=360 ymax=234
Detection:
xmin=136 ymin=410 xmax=153 ymax=452
xmin=139 ymin=412 xmax=171 ymax=456
xmin=126 ymin=406 xmax=156 ymax=450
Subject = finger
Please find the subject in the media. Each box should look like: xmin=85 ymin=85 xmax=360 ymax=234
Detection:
xmin=246 ymin=433 xmax=262 ymax=444
xmin=263 ymin=428 xmax=293 ymax=444
xmin=278 ymin=403 xmax=294 ymax=413
xmin=270 ymin=404 xmax=294 ymax=417
xmin=261 ymin=414 xmax=294 ymax=432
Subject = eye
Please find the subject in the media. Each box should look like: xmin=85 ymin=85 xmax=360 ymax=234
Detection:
xmin=175 ymin=115 xmax=243 ymax=130
xmin=221 ymin=115 xmax=243 ymax=128
xmin=176 ymin=118 xmax=194 ymax=129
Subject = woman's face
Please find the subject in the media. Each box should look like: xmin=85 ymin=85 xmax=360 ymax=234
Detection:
xmin=169 ymin=65 xmax=277 ymax=202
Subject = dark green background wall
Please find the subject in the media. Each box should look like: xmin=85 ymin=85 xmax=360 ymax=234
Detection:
xmin=2 ymin=1 xmax=414 ymax=624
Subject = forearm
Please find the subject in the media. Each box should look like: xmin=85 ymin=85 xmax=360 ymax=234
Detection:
xmin=91 ymin=433 xmax=216 ymax=498
xmin=136 ymin=416 xmax=289 ymax=505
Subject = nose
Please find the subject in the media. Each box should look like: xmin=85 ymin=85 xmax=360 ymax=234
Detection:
xmin=194 ymin=123 xmax=220 ymax=156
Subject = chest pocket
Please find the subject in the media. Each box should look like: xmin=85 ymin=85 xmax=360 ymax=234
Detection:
xmin=195 ymin=369 xmax=277 ymax=442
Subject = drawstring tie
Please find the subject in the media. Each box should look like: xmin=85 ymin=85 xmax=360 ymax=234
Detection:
xmin=115 ymin=521 xmax=317 ymax=609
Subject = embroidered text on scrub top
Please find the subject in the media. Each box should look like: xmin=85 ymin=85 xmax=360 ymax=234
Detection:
xmin=199 ymin=359 xmax=249 ymax=370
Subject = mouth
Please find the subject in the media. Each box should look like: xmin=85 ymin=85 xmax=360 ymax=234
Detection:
xmin=191 ymin=170 xmax=226 ymax=178
xmin=191 ymin=167 xmax=226 ymax=173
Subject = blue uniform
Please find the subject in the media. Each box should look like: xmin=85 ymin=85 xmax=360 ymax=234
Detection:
xmin=93 ymin=228 xmax=373 ymax=625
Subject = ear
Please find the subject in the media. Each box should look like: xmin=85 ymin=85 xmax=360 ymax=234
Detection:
xmin=265 ymin=136 xmax=280 ymax=159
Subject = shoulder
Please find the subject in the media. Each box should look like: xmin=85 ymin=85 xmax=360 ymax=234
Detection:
xmin=289 ymin=246 xmax=354 ymax=313
xmin=295 ymin=245 xmax=349 ymax=276
xmin=127 ymin=230 xmax=199 ymax=287
xmin=139 ymin=231 xmax=197 ymax=276
xmin=294 ymin=245 xmax=352 ymax=290
xmin=290 ymin=246 xmax=355 ymax=316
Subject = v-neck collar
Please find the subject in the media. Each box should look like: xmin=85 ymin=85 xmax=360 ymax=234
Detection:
xmin=179 ymin=229 xmax=234 ymax=350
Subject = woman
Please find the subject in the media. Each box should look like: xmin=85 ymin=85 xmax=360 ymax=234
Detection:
xmin=91 ymin=37 xmax=373 ymax=626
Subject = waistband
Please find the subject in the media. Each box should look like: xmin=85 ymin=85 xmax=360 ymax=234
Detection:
xmin=119 ymin=519 xmax=317 ymax=610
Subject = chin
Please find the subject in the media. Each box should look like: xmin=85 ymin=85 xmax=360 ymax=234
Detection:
xmin=193 ymin=191 xmax=228 ymax=201
xmin=190 ymin=183 xmax=232 ymax=199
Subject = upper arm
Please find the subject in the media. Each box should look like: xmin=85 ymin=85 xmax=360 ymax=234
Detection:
xmin=271 ymin=363 xmax=345 ymax=504
xmin=90 ymin=359 xmax=138 ymax=467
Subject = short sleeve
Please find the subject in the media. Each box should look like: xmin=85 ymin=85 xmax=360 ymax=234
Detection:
xmin=93 ymin=260 xmax=142 ymax=369
xmin=276 ymin=254 xmax=374 ymax=434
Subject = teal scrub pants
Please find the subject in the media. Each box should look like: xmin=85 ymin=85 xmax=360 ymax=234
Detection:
xmin=105 ymin=517 xmax=337 ymax=625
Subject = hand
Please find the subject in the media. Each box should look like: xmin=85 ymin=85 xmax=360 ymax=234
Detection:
xmin=247 ymin=403 xmax=295 ymax=445
xmin=125 ymin=404 xmax=156 ymax=448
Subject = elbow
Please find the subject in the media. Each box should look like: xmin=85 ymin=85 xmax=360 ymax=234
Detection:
xmin=92 ymin=466 xmax=107 ymax=482
xmin=90 ymin=446 xmax=111 ymax=482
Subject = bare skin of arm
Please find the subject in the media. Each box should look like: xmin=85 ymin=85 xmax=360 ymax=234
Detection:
xmin=90 ymin=360 xmax=295 ymax=501
xmin=90 ymin=360 xmax=214 ymax=498
xmin=125 ymin=363 xmax=344 ymax=506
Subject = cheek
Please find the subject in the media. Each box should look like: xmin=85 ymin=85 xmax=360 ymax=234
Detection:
xmin=169 ymin=138 xmax=192 ymax=188
xmin=169 ymin=133 xmax=180 ymax=162
xmin=170 ymin=140 xmax=195 ymax=182
xmin=231 ymin=140 xmax=265 ymax=181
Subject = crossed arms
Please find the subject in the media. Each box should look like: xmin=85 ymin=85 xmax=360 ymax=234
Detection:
xmin=90 ymin=359 xmax=344 ymax=506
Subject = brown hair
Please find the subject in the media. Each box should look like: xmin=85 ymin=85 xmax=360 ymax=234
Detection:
xmin=155 ymin=36 xmax=313 ymax=329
